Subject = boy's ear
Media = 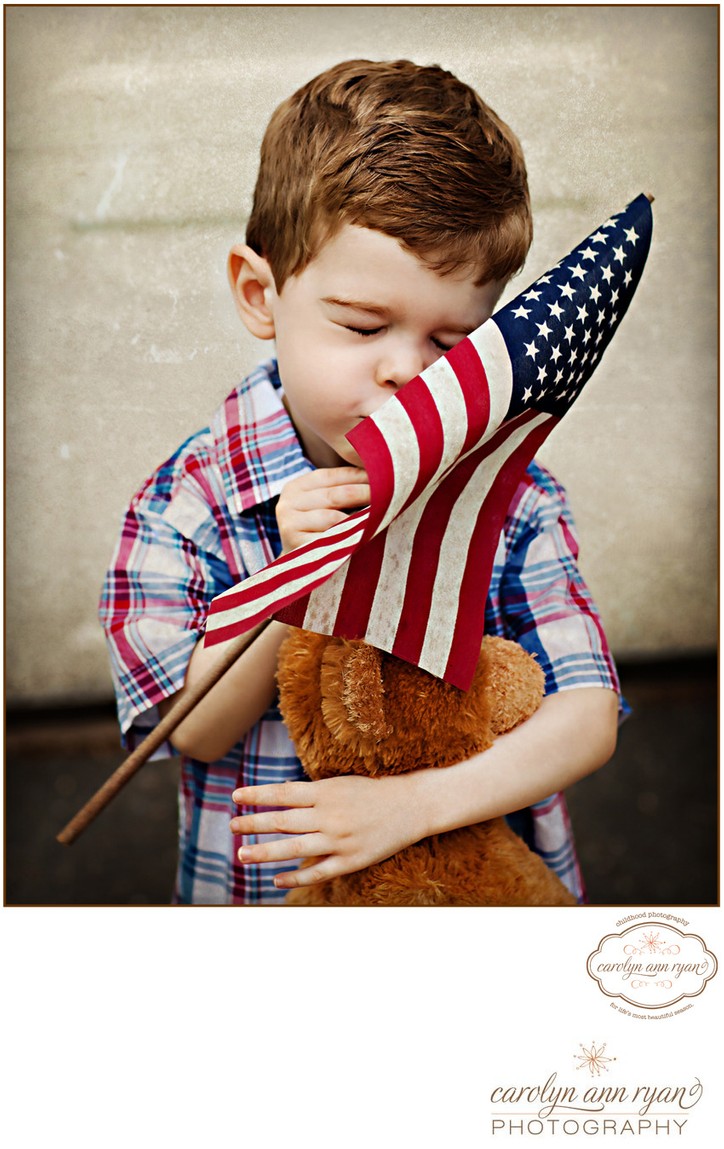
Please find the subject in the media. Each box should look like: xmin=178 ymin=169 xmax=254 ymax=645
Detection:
xmin=227 ymin=244 xmax=277 ymax=340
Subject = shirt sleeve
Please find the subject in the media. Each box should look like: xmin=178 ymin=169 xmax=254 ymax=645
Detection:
xmin=98 ymin=447 xmax=242 ymax=749
xmin=498 ymin=465 xmax=623 ymax=704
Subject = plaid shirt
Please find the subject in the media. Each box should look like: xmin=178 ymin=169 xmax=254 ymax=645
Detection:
xmin=99 ymin=358 xmax=622 ymax=905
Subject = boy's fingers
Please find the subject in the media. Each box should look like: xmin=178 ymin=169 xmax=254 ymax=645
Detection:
xmin=296 ymin=466 xmax=369 ymax=493
xmin=237 ymin=833 xmax=327 ymax=864
xmin=230 ymin=805 xmax=318 ymax=837
xmin=232 ymin=781 xmax=315 ymax=807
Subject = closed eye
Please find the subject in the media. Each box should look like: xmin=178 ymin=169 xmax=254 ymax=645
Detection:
xmin=346 ymin=325 xmax=456 ymax=352
xmin=346 ymin=325 xmax=384 ymax=338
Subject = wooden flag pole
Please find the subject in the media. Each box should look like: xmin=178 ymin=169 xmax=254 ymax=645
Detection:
xmin=56 ymin=619 xmax=270 ymax=846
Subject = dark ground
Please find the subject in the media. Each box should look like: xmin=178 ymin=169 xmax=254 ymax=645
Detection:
xmin=4 ymin=654 xmax=718 ymax=906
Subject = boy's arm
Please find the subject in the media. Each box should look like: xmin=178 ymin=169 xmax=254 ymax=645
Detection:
xmin=158 ymin=621 xmax=289 ymax=761
xmin=159 ymin=465 xmax=371 ymax=760
xmin=229 ymin=684 xmax=618 ymax=889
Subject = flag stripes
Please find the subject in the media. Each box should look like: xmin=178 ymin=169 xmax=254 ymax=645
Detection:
xmin=205 ymin=195 xmax=653 ymax=690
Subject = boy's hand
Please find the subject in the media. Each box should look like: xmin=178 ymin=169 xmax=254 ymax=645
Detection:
xmin=230 ymin=773 xmax=429 ymax=890
xmin=276 ymin=467 xmax=370 ymax=553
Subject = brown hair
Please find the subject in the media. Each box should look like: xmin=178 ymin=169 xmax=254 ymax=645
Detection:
xmin=246 ymin=59 xmax=533 ymax=290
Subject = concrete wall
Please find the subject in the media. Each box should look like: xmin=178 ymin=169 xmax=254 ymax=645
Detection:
xmin=5 ymin=5 xmax=718 ymax=704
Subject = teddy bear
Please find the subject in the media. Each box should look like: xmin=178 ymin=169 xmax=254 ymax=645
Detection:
xmin=275 ymin=629 xmax=577 ymax=906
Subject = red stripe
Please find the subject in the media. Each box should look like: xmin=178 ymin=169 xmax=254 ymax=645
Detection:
xmin=346 ymin=418 xmax=396 ymax=542
xmin=444 ymin=415 xmax=558 ymax=689
xmin=329 ymin=528 xmax=388 ymax=639
xmin=393 ymin=377 xmax=446 ymax=507
xmin=445 ymin=338 xmax=492 ymax=453
xmin=206 ymin=513 xmax=367 ymax=618
xmin=390 ymin=440 xmax=494 ymax=667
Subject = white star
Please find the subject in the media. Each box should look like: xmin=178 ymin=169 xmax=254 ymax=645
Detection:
xmin=569 ymin=263 xmax=586 ymax=281
xmin=538 ymin=274 xmax=552 ymax=284
xmin=611 ymin=289 xmax=619 ymax=305
xmin=609 ymin=311 xmax=618 ymax=326
xmin=601 ymin=265 xmax=613 ymax=283
xmin=624 ymin=269 xmax=633 ymax=286
xmin=537 ymin=365 xmax=547 ymax=383
xmin=624 ymin=227 xmax=639 ymax=244
xmin=522 ymin=386 xmax=533 ymax=403
xmin=596 ymin=330 xmax=604 ymax=345
xmin=512 ymin=304 xmax=531 ymax=319
xmin=524 ymin=289 xmax=542 ymax=301
xmin=576 ymin=304 xmax=588 ymax=323
xmin=538 ymin=387 xmax=548 ymax=399
xmin=559 ymin=282 xmax=575 ymax=300
xmin=548 ymin=300 xmax=564 ymax=320
xmin=524 ymin=340 xmax=539 ymax=359
xmin=536 ymin=320 xmax=553 ymax=339
xmin=580 ymin=246 xmax=597 ymax=261
xmin=613 ymin=246 xmax=626 ymax=264
xmin=564 ymin=325 xmax=575 ymax=343
xmin=582 ymin=328 xmax=591 ymax=345
xmin=570 ymin=347 xmax=578 ymax=364
xmin=589 ymin=284 xmax=601 ymax=303
xmin=597 ymin=308 xmax=606 ymax=325
xmin=555 ymin=368 xmax=564 ymax=385
xmin=590 ymin=231 xmax=608 ymax=244
xmin=550 ymin=344 xmax=562 ymax=363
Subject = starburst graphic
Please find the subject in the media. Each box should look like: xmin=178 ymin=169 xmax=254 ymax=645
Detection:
xmin=624 ymin=930 xmax=681 ymax=957
xmin=575 ymin=1042 xmax=616 ymax=1077
xmin=639 ymin=931 xmax=666 ymax=953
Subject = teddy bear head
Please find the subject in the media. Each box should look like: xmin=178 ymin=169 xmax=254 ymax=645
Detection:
xmin=276 ymin=630 xmax=545 ymax=780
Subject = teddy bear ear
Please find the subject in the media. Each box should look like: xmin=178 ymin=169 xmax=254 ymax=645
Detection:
xmin=320 ymin=641 xmax=392 ymax=753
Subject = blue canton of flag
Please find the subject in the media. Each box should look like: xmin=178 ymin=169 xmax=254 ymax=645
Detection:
xmin=497 ymin=193 xmax=653 ymax=421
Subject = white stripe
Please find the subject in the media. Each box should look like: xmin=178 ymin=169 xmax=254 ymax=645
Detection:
xmin=370 ymin=356 xmax=470 ymax=537
xmin=206 ymin=523 xmax=366 ymax=633
xmin=369 ymin=401 xmax=420 ymax=535
xmin=468 ymin=320 xmax=514 ymax=432
xmin=418 ymin=411 xmax=552 ymax=675
xmin=301 ymin=561 xmax=350 ymax=633
xmin=358 ymin=489 xmax=433 ymax=652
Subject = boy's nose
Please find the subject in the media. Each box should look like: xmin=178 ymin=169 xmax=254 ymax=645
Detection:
xmin=374 ymin=343 xmax=434 ymax=390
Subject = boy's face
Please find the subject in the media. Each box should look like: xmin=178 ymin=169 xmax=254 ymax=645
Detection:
xmin=263 ymin=225 xmax=503 ymax=468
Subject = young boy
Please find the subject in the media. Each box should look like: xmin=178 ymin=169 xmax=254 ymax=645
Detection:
xmin=100 ymin=59 xmax=619 ymax=905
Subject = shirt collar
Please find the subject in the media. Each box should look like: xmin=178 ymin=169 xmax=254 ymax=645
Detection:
xmin=212 ymin=358 xmax=313 ymax=514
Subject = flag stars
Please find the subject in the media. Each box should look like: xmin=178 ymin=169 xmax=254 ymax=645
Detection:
xmin=524 ymin=340 xmax=539 ymax=360
xmin=624 ymin=269 xmax=633 ymax=286
xmin=550 ymin=344 xmax=562 ymax=363
xmin=537 ymin=365 xmax=547 ymax=383
xmin=559 ymin=282 xmax=575 ymax=300
xmin=625 ymin=227 xmax=639 ymax=244
xmin=512 ymin=304 xmax=531 ymax=320
xmin=548 ymin=300 xmax=564 ymax=320
xmin=522 ymin=385 xmax=534 ymax=404
xmin=524 ymin=289 xmax=542 ymax=301
xmin=569 ymin=263 xmax=586 ymax=281
xmin=580 ymin=246 xmax=597 ymax=261
xmin=613 ymin=246 xmax=626 ymax=264
xmin=589 ymin=284 xmax=602 ymax=303
xmin=590 ymin=231 xmax=608 ymax=244
xmin=564 ymin=325 xmax=576 ymax=343
xmin=601 ymin=265 xmax=614 ymax=283
xmin=536 ymin=320 xmax=553 ymax=339
xmin=576 ymin=304 xmax=588 ymax=323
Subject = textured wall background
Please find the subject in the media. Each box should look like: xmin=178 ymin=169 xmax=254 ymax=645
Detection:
xmin=5 ymin=4 xmax=718 ymax=704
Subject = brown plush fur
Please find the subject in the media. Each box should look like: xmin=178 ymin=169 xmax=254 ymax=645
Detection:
xmin=276 ymin=630 xmax=577 ymax=907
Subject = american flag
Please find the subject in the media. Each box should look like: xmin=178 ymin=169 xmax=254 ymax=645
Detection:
xmin=204 ymin=194 xmax=653 ymax=690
